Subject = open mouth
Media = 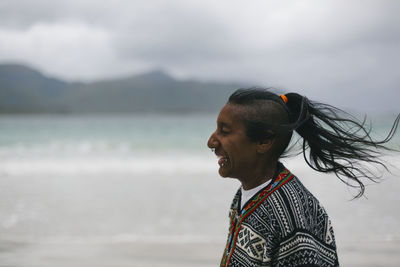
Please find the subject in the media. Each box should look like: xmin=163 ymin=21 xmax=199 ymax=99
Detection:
xmin=217 ymin=155 xmax=229 ymax=167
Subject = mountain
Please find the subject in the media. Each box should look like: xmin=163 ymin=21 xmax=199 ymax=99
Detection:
xmin=0 ymin=64 xmax=78 ymax=112
xmin=0 ymin=64 xmax=249 ymax=113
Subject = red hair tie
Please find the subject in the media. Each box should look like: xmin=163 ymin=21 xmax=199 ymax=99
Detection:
xmin=280 ymin=94 xmax=288 ymax=104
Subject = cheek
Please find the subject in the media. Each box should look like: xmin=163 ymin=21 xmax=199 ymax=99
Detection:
xmin=231 ymin=144 xmax=256 ymax=162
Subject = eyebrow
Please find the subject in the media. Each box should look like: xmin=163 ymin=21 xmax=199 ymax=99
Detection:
xmin=218 ymin=122 xmax=231 ymax=128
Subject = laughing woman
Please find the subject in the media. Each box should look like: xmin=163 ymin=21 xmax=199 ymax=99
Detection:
xmin=207 ymin=88 xmax=399 ymax=267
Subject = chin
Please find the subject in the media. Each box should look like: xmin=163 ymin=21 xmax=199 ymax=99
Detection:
xmin=218 ymin=168 xmax=231 ymax=178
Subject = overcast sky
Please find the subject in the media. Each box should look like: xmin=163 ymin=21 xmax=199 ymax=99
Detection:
xmin=0 ymin=0 xmax=399 ymax=113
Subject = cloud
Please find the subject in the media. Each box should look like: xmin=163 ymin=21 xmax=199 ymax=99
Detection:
xmin=0 ymin=20 xmax=124 ymax=80
xmin=0 ymin=0 xmax=399 ymax=111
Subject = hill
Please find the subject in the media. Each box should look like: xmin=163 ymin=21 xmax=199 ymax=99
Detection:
xmin=0 ymin=64 xmax=250 ymax=113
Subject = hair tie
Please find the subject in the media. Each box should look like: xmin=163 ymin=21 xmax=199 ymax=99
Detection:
xmin=280 ymin=94 xmax=288 ymax=104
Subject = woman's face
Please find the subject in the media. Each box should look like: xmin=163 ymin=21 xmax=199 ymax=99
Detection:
xmin=207 ymin=104 xmax=259 ymax=179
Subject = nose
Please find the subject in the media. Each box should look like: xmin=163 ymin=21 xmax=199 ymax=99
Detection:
xmin=207 ymin=130 xmax=219 ymax=149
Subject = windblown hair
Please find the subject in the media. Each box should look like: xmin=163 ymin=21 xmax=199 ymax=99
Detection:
xmin=228 ymin=88 xmax=399 ymax=198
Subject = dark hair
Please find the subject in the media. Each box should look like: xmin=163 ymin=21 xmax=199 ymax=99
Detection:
xmin=228 ymin=88 xmax=399 ymax=198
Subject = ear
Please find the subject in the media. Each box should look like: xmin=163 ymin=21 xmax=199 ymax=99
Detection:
xmin=256 ymin=138 xmax=275 ymax=154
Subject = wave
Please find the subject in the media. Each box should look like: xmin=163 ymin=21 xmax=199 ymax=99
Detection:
xmin=0 ymin=153 xmax=219 ymax=176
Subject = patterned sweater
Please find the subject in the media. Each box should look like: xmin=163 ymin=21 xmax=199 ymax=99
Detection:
xmin=220 ymin=165 xmax=339 ymax=267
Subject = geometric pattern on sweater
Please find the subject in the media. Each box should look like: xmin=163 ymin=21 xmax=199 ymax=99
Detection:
xmin=277 ymin=231 xmax=337 ymax=266
xmin=220 ymin=164 xmax=339 ymax=267
xmin=236 ymin=224 xmax=268 ymax=261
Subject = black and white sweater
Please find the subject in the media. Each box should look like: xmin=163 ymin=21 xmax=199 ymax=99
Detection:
xmin=220 ymin=165 xmax=339 ymax=267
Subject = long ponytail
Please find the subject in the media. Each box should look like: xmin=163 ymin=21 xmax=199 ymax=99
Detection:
xmin=285 ymin=93 xmax=400 ymax=198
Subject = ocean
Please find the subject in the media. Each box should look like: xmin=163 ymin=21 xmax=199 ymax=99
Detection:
xmin=0 ymin=113 xmax=399 ymax=266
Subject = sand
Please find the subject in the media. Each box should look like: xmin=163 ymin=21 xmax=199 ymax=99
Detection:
xmin=1 ymin=240 xmax=399 ymax=267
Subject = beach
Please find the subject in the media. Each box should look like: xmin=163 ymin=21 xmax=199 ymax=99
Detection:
xmin=0 ymin=114 xmax=399 ymax=266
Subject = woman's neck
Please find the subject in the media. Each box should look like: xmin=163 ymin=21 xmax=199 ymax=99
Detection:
xmin=239 ymin=162 xmax=277 ymax=190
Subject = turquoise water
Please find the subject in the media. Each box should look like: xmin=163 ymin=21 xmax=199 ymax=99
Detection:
xmin=0 ymin=114 xmax=215 ymax=150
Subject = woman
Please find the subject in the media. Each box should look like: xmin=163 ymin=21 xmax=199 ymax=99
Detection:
xmin=207 ymin=88 xmax=399 ymax=267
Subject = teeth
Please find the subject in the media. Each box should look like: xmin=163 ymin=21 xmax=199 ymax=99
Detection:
xmin=217 ymin=155 xmax=228 ymax=167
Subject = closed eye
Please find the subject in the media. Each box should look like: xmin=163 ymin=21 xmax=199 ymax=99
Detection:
xmin=217 ymin=122 xmax=231 ymax=135
xmin=219 ymin=128 xmax=230 ymax=135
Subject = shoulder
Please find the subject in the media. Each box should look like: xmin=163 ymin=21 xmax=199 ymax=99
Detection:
xmin=248 ymin=169 xmax=336 ymax=245
xmin=264 ymin=175 xmax=332 ymax=232
xmin=273 ymin=174 xmax=323 ymax=214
